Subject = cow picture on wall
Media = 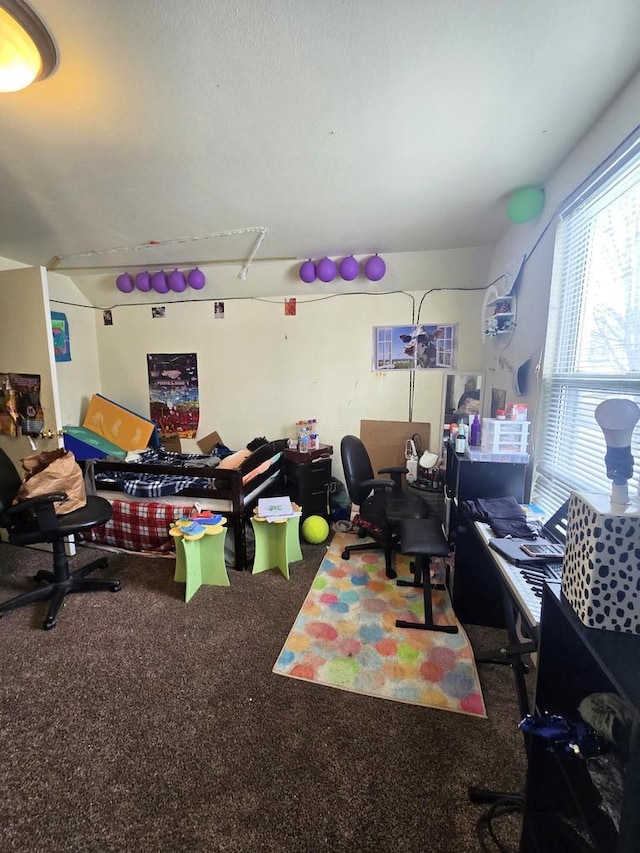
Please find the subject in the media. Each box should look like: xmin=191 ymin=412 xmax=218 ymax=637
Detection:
xmin=372 ymin=324 xmax=457 ymax=370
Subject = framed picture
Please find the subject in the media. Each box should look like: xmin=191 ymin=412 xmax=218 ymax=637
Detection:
xmin=372 ymin=323 xmax=457 ymax=370
xmin=51 ymin=312 xmax=71 ymax=362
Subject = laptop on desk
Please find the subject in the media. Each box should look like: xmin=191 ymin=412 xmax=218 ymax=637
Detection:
xmin=488 ymin=499 xmax=569 ymax=567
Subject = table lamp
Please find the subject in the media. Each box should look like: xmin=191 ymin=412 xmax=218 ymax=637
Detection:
xmin=594 ymin=398 xmax=640 ymax=505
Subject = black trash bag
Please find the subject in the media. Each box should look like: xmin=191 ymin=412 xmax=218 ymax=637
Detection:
xmin=329 ymin=477 xmax=351 ymax=521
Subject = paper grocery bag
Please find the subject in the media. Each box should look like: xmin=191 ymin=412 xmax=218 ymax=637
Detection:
xmin=15 ymin=449 xmax=87 ymax=514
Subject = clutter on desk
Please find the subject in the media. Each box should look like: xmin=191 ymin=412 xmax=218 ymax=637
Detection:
xmin=290 ymin=418 xmax=319 ymax=452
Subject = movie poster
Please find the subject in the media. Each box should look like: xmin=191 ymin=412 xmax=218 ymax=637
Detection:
xmin=147 ymin=353 xmax=199 ymax=438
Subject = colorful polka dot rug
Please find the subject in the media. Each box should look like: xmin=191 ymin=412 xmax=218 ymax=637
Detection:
xmin=273 ymin=533 xmax=486 ymax=717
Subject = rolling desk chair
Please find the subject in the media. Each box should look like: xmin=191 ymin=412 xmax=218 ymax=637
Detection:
xmin=0 ymin=447 xmax=120 ymax=630
xmin=340 ymin=435 xmax=429 ymax=578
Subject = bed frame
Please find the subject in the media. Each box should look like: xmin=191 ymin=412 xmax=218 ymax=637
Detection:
xmin=83 ymin=439 xmax=288 ymax=569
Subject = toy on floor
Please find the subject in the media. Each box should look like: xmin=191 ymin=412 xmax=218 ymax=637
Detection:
xmin=170 ymin=513 xmax=226 ymax=540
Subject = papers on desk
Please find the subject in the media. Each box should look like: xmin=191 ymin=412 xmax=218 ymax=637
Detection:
xmin=257 ymin=496 xmax=298 ymax=521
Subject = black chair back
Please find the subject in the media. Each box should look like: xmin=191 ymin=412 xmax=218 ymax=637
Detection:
xmin=341 ymin=435 xmax=376 ymax=506
xmin=0 ymin=448 xmax=21 ymax=525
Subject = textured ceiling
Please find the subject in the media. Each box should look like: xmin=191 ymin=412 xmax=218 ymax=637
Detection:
xmin=1 ymin=0 xmax=640 ymax=275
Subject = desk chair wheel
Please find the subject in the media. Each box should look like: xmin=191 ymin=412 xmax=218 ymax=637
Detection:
xmin=35 ymin=570 xmax=55 ymax=583
xmin=342 ymin=549 xmax=351 ymax=560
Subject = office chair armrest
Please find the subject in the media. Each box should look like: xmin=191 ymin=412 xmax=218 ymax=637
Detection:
xmin=377 ymin=466 xmax=407 ymax=496
xmin=363 ymin=478 xmax=396 ymax=515
xmin=361 ymin=478 xmax=395 ymax=492
xmin=8 ymin=492 xmax=68 ymax=535
xmin=8 ymin=492 xmax=68 ymax=516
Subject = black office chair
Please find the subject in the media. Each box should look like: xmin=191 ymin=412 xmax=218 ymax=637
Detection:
xmin=0 ymin=447 xmax=120 ymax=630
xmin=340 ymin=435 xmax=429 ymax=578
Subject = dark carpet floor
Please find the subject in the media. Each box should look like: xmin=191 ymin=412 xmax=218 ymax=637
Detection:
xmin=0 ymin=536 xmax=531 ymax=852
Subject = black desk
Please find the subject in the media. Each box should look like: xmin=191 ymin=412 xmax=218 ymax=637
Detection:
xmin=520 ymin=585 xmax=640 ymax=852
xmin=445 ymin=443 xmax=529 ymax=627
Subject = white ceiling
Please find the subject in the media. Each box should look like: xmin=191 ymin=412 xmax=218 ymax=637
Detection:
xmin=2 ymin=0 xmax=640 ymax=276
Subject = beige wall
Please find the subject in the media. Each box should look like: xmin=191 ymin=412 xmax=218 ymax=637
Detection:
xmin=481 ymin=69 xmax=640 ymax=438
xmin=47 ymin=272 xmax=102 ymax=427
xmin=0 ymin=267 xmax=61 ymax=470
xmin=93 ymin=286 xmax=485 ymax=478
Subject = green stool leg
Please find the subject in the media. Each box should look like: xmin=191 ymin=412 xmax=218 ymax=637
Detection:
xmin=251 ymin=518 xmax=290 ymax=579
xmin=286 ymin=514 xmax=303 ymax=563
xmin=199 ymin=529 xmax=230 ymax=587
xmin=174 ymin=537 xmax=187 ymax=583
xmin=173 ymin=529 xmax=229 ymax=602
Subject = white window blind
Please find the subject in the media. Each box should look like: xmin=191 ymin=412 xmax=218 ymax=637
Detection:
xmin=532 ymin=141 xmax=640 ymax=514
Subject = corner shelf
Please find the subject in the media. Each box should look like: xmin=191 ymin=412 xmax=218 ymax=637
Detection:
xmin=481 ymin=285 xmax=517 ymax=347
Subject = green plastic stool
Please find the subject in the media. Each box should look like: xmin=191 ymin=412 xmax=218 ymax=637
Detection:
xmin=250 ymin=511 xmax=302 ymax=579
xmin=173 ymin=527 xmax=229 ymax=602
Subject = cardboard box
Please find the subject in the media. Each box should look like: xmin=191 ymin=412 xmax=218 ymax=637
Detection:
xmin=161 ymin=435 xmax=182 ymax=453
xmin=360 ymin=420 xmax=431 ymax=477
xmin=506 ymin=403 xmax=528 ymax=421
xmin=197 ymin=431 xmax=224 ymax=455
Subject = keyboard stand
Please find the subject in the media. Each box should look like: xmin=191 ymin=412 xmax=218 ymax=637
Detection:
xmin=469 ymin=522 xmax=549 ymax=720
xmin=475 ymin=640 xmax=534 ymax=721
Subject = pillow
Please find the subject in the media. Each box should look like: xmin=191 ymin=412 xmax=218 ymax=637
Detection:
xmin=217 ymin=448 xmax=251 ymax=470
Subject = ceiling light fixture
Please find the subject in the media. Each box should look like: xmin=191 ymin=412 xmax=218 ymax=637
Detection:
xmin=0 ymin=0 xmax=58 ymax=93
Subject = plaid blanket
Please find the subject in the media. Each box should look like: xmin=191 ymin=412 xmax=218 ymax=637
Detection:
xmin=78 ymin=499 xmax=196 ymax=552
xmin=95 ymin=448 xmax=219 ymax=498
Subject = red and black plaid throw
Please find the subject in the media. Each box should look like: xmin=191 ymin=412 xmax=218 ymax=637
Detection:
xmin=352 ymin=513 xmax=384 ymax=535
xmin=78 ymin=499 xmax=195 ymax=552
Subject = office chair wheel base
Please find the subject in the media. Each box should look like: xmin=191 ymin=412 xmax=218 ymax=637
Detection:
xmin=112 ymin=581 xmax=122 ymax=592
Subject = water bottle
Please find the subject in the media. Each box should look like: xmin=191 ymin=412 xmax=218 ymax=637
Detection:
xmin=299 ymin=431 xmax=310 ymax=453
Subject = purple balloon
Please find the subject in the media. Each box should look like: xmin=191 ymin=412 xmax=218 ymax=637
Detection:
xmin=299 ymin=260 xmax=316 ymax=284
xmin=187 ymin=268 xmax=206 ymax=290
xmin=151 ymin=270 xmax=169 ymax=293
xmin=116 ymin=273 xmax=134 ymax=293
xmin=339 ymin=256 xmax=358 ymax=281
xmin=135 ymin=271 xmax=152 ymax=292
xmin=168 ymin=269 xmax=187 ymax=292
xmin=317 ymin=257 xmax=337 ymax=283
xmin=364 ymin=254 xmax=386 ymax=281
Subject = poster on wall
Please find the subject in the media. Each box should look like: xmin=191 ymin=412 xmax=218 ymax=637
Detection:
xmin=147 ymin=353 xmax=199 ymax=439
xmin=51 ymin=312 xmax=71 ymax=362
xmin=372 ymin=324 xmax=457 ymax=371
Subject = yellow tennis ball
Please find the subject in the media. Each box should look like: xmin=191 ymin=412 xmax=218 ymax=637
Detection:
xmin=301 ymin=515 xmax=330 ymax=544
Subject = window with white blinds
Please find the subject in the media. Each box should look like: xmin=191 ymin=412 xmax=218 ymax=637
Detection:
xmin=532 ymin=139 xmax=640 ymax=514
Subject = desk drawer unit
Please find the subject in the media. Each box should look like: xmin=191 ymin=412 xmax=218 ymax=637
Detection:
xmin=285 ymin=457 xmax=332 ymax=519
